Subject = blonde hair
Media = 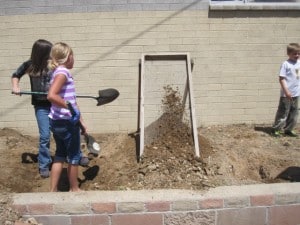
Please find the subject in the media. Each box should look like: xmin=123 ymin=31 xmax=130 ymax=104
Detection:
xmin=48 ymin=42 xmax=73 ymax=70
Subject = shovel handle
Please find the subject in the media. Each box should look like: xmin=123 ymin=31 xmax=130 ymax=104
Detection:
xmin=12 ymin=91 xmax=47 ymax=95
xmin=66 ymin=101 xmax=86 ymax=132
xmin=66 ymin=101 xmax=100 ymax=155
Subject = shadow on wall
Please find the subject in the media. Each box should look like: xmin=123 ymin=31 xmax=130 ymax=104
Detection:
xmin=5 ymin=0 xmax=204 ymax=119
xmin=73 ymin=0 xmax=204 ymax=77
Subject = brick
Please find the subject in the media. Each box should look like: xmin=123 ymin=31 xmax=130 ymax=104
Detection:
xmin=1 ymin=7 xmax=300 ymax=134
xmin=145 ymin=201 xmax=170 ymax=212
xmin=250 ymin=194 xmax=274 ymax=206
xmin=164 ymin=211 xmax=215 ymax=225
xmin=27 ymin=203 xmax=54 ymax=215
xmin=268 ymin=205 xmax=300 ymax=225
xmin=12 ymin=204 xmax=28 ymax=215
xmin=92 ymin=202 xmax=116 ymax=214
xmin=199 ymin=198 xmax=223 ymax=209
xmin=33 ymin=215 xmax=71 ymax=225
xmin=217 ymin=208 xmax=266 ymax=225
xmin=224 ymin=196 xmax=250 ymax=208
xmin=275 ymin=193 xmax=300 ymax=205
xmin=117 ymin=202 xmax=144 ymax=213
xmin=54 ymin=203 xmax=90 ymax=214
xmin=111 ymin=213 xmax=163 ymax=225
xmin=71 ymin=215 xmax=110 ymax=225
xmin=171 ymin=200 xmax=198 ymax=211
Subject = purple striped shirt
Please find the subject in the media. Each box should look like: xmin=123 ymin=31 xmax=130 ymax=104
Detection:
xmin=48 ymin=66 xmax=78 ymax=120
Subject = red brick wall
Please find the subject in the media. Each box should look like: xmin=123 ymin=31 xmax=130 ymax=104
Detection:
xmin=12 ymin=183 xmax=300 ymax=225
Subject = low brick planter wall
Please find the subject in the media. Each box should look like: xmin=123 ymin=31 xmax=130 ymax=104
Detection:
xmin=12 ymin=183 xmax=300 ymax=225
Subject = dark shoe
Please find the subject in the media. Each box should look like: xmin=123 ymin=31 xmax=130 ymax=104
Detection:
xmin=284 ymin=130 xmax=298 ymax=137
xmin=39 ymin=168 xmax=50 ymax=178
xmin=79 ymin=157 xmax=89 ymax=167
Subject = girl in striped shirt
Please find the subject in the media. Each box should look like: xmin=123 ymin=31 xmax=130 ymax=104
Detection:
xmin=47 ymin=42 xmax=85 ymax=192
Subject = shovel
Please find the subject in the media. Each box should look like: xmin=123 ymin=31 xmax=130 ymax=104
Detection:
xmin=66 ymin=101 xmax=101 ymax=155
xmin=13 ymin=88 xmax=120 ymax=106
xmin=12 ymin=88 xmax=120 ymax=155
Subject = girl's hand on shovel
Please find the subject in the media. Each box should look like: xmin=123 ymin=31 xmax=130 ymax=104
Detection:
xmin=70 ymin=108 xmax=81 ymax=125
xmin=11 ymin=77 xmax=21 ymax=95
xmin=12 ymin=87 xmax=21 ymax=95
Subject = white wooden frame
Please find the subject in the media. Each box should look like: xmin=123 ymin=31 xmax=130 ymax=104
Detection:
xmin=139 ymin=53 xmax=200 ymax=159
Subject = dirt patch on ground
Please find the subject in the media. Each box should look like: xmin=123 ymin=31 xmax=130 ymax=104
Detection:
xmin=1 ymin=124 xmax=300 ymax=223
xmin=1 ymin=86 xmax=300 ymax=223
xmin=1 ymin=123 xmax=300 ymax=194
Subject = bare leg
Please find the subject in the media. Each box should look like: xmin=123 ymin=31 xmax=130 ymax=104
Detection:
xmin=50 ymin=162 xmax=64 ymax=192
xmin=68 ymin=164 xmax=81 ymax=192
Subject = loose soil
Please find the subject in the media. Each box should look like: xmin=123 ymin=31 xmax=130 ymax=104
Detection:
xmin=1 ymin=123 xmax=300 ymax=194
xmin=1 ymin=124 xmax=300 ymax=224
xmin=1 ymin=86 xmax=300 ymax=224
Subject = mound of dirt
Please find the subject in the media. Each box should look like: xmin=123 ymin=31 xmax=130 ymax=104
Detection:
xmin=2 ymin=124 xmax=300 ymax=224
xmin=1 ymin=123 xmax=300 ymax=194
xmin=1 ymin=86 xmax=300 ymax=223
xmin=1 ymin=86 xmax=300 ymax=193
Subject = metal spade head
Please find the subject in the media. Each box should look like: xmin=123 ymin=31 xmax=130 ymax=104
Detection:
xmin=96 ymin=88 xmax=120 ymax=106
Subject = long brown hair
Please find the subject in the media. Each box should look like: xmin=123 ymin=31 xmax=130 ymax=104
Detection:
xmin=28 ymin=39 xmax=52 ymax=77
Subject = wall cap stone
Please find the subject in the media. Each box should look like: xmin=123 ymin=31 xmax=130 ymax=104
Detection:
xmin=12 ymin=183 xmax=300 ymax=205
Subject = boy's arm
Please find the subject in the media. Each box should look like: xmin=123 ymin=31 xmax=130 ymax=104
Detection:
xmin=279 ymin=77 xmax=292 ymax=100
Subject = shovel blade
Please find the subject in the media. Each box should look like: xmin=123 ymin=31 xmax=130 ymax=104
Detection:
xmin=97 ymin=88 xmax=120 ymax=106
xmin=85 ymin=134 xmax=101 ymax=155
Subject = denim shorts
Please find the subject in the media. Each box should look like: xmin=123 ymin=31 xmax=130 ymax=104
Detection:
xmin=49 ymin=119 xmax=81 ymax=165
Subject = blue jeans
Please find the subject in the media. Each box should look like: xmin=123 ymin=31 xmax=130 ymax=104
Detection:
xmin=34 ymin=106 xmax=52 ymax=170
xmin=50 ymin=119 xmax=82 ymax=165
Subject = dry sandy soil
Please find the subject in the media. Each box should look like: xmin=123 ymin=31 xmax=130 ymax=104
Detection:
xmin=1 ymin=87 xmax=300 ymax=224
xmin=2 ymin=123 xmax=300 ymax=194
xmin=1 ymin=124 xmax=300 ymax=224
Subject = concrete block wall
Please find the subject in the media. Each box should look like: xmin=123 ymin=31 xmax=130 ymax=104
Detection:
xmin=12 ymin=183 xmax=300 ymax=225
xmin=1 ymin=1 xmax=300 ymax=134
